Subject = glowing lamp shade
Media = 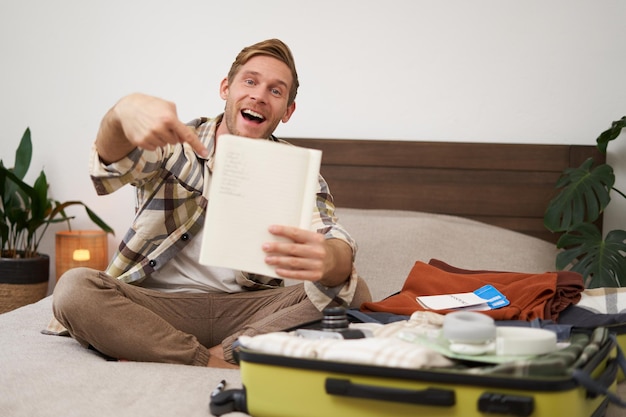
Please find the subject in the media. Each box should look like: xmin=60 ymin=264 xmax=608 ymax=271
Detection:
xmin=72 ymin=249 xmax=91 ymax=262
xmin=55 ymin=230 xmax=109 ymax=280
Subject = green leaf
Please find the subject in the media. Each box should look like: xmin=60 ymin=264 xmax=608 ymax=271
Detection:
xmin=31 ymin=170 xmax=50 ymax=221
xmin=0 ymin=218 xmax=7 ymax=249
xmin=85 ymin=206 xmax=115 ymax=235
xmin=596 ymin=116 xmax=626 ymax=154
xmin=544 ymin=158 xmax=615 ymax=232
xmin=0 ymin=162 xmax=10 ymax=212
xmin=1 ymin=167 xmax=36 ymax=217
xmin=47 ymin=201 xmax=115 ymax=235
xmin=13 ymin=128 xmax=33 ymax=180
xmin=1 ymin=129 xmax=33 ymax=212
xmin=556 ymin=224 xmax=626 ymax=288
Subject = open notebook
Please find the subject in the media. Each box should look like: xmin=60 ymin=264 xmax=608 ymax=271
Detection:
xmin=199 ymin=134 xmax=322 ymax=278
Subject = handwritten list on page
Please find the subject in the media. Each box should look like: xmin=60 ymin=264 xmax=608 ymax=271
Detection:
xmin=199 ymin=135 xmax=322 ymax=278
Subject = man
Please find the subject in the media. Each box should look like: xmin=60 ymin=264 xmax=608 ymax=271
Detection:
xmin=52 ymin=39 xmax=371 ymax=367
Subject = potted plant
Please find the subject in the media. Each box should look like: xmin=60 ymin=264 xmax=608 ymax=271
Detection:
xmin=544 ymin=116 xmax=626 ymax=288
xmin=0 ymin=127 xmax=114 ymax=313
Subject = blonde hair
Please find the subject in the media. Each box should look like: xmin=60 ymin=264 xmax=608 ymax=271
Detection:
xmin=227 ymin=39 xmax=299 ymax=106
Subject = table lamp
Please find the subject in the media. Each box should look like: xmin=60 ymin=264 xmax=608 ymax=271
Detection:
xmin=55 ymin=230 xmax=109 ymax=280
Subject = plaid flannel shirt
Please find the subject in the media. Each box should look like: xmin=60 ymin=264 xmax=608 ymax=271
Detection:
xmin=89 ymin=115 xmax=359 ymax=311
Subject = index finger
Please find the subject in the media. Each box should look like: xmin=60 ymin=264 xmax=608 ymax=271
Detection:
xmin=172 ymin=121 xmax=209 ymax=158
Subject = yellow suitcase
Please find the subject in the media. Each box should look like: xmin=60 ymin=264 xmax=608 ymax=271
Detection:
xmin=211 ymin=328 xmax=626 ymax=417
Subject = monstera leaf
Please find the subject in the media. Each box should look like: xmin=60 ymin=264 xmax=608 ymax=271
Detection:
xmin=544 ymin=116 xmax=626 ymax=288
xmin=597 ymin=116 xmax=626 ymax=154
xmin=544 ymin=158 xmax=615 ymax=233
xmin=556 ymin=223 xmax=626 ymax=288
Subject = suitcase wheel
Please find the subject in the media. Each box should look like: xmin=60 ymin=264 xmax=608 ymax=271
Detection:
xmin=209 ymin=388 xmax=248 ymax=416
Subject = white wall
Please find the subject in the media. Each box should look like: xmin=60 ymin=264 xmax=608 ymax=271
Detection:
xmin=1 ymin=0 xmax=625 ymax=293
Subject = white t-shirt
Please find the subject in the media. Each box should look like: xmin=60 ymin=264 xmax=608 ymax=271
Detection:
xmin=141 ymin=227 xmax=242 ymax=293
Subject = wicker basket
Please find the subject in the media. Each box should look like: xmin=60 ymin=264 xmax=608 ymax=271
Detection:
xmin=0 ymin=254 xmax=50 ymax=314
xmin=0 ymin=281 xmax=49 ymax=314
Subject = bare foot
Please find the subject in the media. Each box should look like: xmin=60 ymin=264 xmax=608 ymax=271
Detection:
xmin=207 ymin=345 xmax=239 ymax=369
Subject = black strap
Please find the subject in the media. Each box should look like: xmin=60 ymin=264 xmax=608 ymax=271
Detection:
xmin=572 ymin=334 xmax=626 ymax=408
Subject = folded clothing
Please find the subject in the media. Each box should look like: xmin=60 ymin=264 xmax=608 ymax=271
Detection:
xmin=575 ymin=287 xmax=626 ymax=315
xmin=238 ymin=331 xmax=454 ymax=370
xmin=361 ymin=259 xmax=584 ymax=321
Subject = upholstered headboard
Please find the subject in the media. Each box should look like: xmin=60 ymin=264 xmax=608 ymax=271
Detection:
xmin=287 ymin=138 xmax=605 ymax=244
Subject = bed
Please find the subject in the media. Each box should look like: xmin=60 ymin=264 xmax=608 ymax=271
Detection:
xmin=2 ymin=138 xmax=622 ymax=417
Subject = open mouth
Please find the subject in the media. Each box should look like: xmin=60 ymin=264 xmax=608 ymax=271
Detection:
xmin=241 ymin=109 xmax=265 ymax=124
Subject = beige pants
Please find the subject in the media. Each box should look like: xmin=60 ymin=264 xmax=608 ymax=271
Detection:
xmin=52 ymin=268 xmax=371 ymax=366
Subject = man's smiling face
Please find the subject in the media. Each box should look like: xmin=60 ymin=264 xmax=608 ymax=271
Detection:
xmin=218 ymin=55 xmax=296 ymax=139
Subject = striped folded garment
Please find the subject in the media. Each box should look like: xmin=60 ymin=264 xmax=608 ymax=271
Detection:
xmin=576 ymin=287 xmax=626 ymax=314
xmin=238 ymin=332 xmax=454 ymax=369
